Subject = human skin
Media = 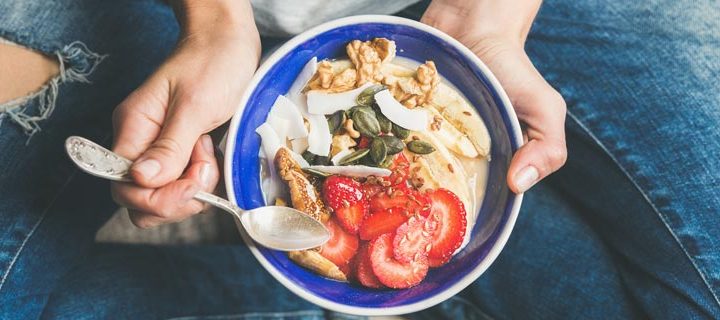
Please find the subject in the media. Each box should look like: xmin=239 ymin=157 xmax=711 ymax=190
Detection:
xmin=111 ymin=0 xmax=566 ymax=227
xmin=423 ymin=0 xmax=568 ymax=194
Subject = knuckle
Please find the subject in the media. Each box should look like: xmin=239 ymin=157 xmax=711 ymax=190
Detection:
xmin=151 ymin=137 xmax=185 ymax=159
xmin=546 ymin=143 xmax=568 ymax=168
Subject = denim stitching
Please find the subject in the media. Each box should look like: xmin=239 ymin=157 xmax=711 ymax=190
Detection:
xmin=0 ymin=170 xmax=79 ymax=293
xmin=566 ymin=110 xmax=720 ymax=310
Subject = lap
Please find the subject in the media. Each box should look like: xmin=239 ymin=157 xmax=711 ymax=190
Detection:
xmin=0 ymin=0 xmax=179 ymax=315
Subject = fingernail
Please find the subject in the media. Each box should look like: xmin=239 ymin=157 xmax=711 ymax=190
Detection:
xmin=133 ymin=159 xmax=161 ymax=180
xmin=514 ymin=166 xmax=539 ymax=193
xmin=199 ymin=163 xmax=212 ymax=188
xmin=201 ymin=135 xmax=214 ymax=154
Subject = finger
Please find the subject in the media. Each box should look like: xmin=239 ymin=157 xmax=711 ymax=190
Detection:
xmin=507 ymin=89 xmax=567 ymax=193
xmin=129 ymin=98 xmax=207 ymax=188
xmin=111 ymin=75 xmax=169 ymax=160
xmin=110 ymin=136 xmax=219 ymax=227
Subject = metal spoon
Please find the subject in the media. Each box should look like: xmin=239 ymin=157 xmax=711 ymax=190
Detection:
xmin=64 ymin=136 xmax=329 ymax=251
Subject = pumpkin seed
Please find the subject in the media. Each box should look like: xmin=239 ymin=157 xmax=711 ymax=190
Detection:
xmin=378 ymin=156 xmax=394 ymax=168
xmin=349 ymin=105 xmax=375 ymax=118
xmin=327 ymin=110 xmax=346 ymax=134
xmin=376 ymin=111 xmax=393 ymax=133
xmin=391 ymin=124 xmax=410 ymax=140
xmin=379 ymin=135 xmax=404 ymax=155
xmin=302 ymin=167 xmax=331 ymax=178
xmin=339 ymin=148 xmax=370 ymax=165
xmin=351 ymin=109 xmax=381 ymax=137
xmin=312 ymin=155 xmax=331 ymax=166
xmin=356 ymin=85 xmax=386 ymax=107
xmin=406 ymin=140 xmax=436 ymax=154
xmin=370 ymin=138 xmax=387 ymax=164
xmin=301 ymin=150 xmax=316 ymax=164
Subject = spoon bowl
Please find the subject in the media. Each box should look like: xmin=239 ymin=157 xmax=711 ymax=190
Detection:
xmin=65 ymin=136 xmax=329 ymax=251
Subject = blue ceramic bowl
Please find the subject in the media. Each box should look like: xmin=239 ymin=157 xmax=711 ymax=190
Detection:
xmin=224 ymin=15 xmax=523 ymax=316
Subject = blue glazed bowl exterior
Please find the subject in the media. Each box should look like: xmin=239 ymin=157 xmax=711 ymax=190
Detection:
xmin=225 ymin=16 xmax=523 ymax=316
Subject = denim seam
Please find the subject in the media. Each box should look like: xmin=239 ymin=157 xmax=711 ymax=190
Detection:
xmin=566 ymin=110 xmax=720 ymax=310
xmin=0 ymin=170 xmax=79 ymax=293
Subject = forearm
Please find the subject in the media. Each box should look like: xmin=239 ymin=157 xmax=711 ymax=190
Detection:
xmin=422 ymin=0 xmax=542 ymax=48
xmin=171 ymin=0 xmax=260 ymax=62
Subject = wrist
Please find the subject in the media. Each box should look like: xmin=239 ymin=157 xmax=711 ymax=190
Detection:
xmin=173 ymin=0 xmax=259 ymax=45
xmin=422 ymin=0 xmax=541 ymax=49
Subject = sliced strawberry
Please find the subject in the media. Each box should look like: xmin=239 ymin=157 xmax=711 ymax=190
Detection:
xmin=370 ymin=233 xmax=428 ymax=289
xmin=355 ymin=243 xmax=384 ymax=289
xmin=428 ymin=255 xmax=452 ymax=268
xmin=387 ymin=153 xmax=410 ymax=186
xmin=361 ymin=182 xmax=383 ymax=199
xmin=320 ymin=218 xmax=359 ymax=266
xmin=335 ymin=201 xmax=368 ymax=234
xmin=359 ymin=208 xmax=408 ymax=240
xmin=357 ymin=136 xmax=372 ymax=149
xmin=369 ymin=184 xmax=431 ymax=217
xmin=323 ymin=175 xmax=364 ymax=211
xmin=338 ymin=262 xmax=352 ymax=279
xmin=393 ymin=215 xmax=438 ymax=263
xmin=426 ymin=189 xmax=466 ymax=265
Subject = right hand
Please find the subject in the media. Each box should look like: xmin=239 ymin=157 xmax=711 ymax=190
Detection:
xmin=110 ymin=1 xmax=260 ymax=228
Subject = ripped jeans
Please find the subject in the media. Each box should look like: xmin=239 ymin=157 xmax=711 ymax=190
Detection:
xmin=1 ymin=0 xmax=719 ymax=319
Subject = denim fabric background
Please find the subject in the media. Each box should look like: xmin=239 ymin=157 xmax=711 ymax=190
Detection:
xmin=0 ymin=0 xmax=718 ymax=319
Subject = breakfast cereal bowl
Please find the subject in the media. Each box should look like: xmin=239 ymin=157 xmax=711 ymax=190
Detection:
xmin=224 ymin=15 xmax=523 ymax=316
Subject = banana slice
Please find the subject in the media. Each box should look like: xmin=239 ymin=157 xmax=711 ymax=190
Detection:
xmin=424 ymin=105 xmax=478 ymax=158
xmin=406 ymin=132 xmax=473 ymax=214
xmin=428 ymin=84 xmax=491 ymax=158
xmin=288 ymin=251 xmax=347 ymax=282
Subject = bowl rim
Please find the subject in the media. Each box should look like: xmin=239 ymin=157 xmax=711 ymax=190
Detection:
xmin=224 ymin=14 xmax=524 ymax=316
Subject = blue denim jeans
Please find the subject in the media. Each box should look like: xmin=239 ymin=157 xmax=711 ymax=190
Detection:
xmin=1 ymin=0 xmax=718 ymax=319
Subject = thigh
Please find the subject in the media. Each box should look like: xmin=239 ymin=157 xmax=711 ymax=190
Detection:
xmin=40 ymin=244 xmax=331 ymax=320
xmin=523 ymin=0 xmax=720 ymax=317
xmin=0 ymin=0 xmax=179 ymax=316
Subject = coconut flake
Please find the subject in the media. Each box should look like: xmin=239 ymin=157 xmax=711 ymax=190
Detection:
xmin=375 ymin=89 xmax=428 ymax=131
xmin=307 ymin=165 xmax=391 ymax=177
xmin=306 ymin=114 xmax=332 ymax=156
xmin=306 ymin=82 xmax=375 ymax=115
xmin=289 ymin=57 xmax=317 ymax=101
xmin=330 ymin=149 xmax=353 ymax=165
xmin=256 ymin=122 xmax=282 ymax=160
xmin=268 ymin=95 xmax=307 ymax=139
xmin=290 ymin=137 xmax=309 ymax=154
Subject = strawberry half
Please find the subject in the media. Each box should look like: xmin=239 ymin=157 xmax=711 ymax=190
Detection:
xmin=361 ymin=182 xmax=383 ymax=199
xmin=369 ymin=184 xmax=431 ymax=217
xmin=387 ymin=153 xmax=410 ymax=186
xmin=323 ymin=175 xmax=368 ymax=234
xmin=369 ymin=233 xmax=429 ymax=289
xmin=355 ymin=243 xmax=384 ymax=289
xmin=320 ymin=218 xmax=359 ymax=266
xmin=323 ymin=175 xmax=364 ymax=211
xmin=359 ymin=208 xmax=408 ymax=240
xmin=426 ymin=189 xmax=466 ymax=266
xmin=393 ymin=215 xmax=437 ymax=263
xmin=335 ymin=202 xmax=368 ymax=234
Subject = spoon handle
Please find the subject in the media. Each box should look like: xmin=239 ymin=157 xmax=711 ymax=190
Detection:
xmin=65 ymin=136 xmax=244 ymax=217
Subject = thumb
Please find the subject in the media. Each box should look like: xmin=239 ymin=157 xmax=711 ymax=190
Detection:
xmin=130 ymin=108 xmax=203 ymax=188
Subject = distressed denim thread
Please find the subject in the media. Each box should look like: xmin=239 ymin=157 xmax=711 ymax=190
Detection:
xmin=0 ymin=40 xmax=107 ymax=139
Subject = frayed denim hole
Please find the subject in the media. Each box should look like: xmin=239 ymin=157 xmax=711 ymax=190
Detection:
xmin=0 ymin=40 xmax=108 ymax=141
